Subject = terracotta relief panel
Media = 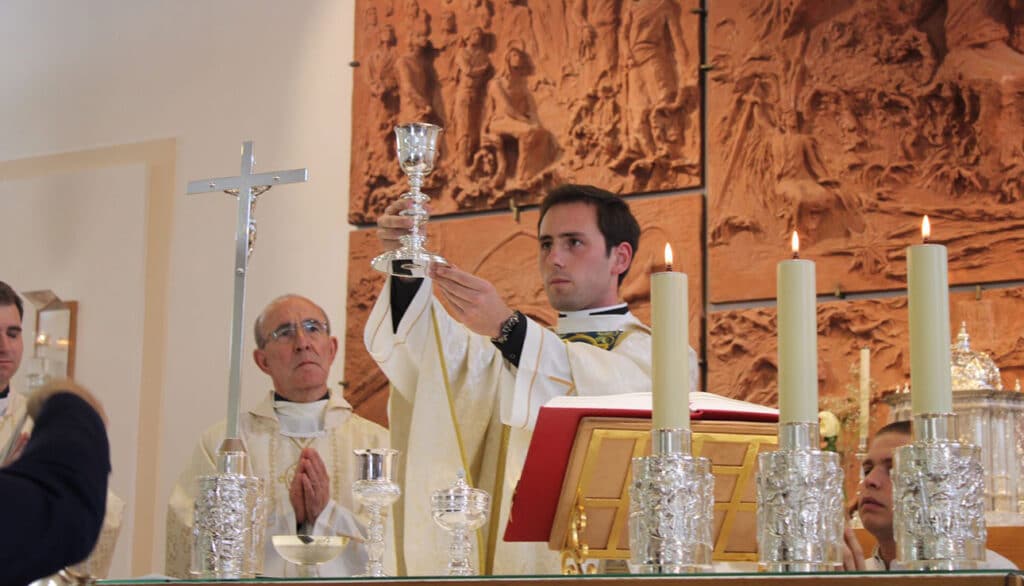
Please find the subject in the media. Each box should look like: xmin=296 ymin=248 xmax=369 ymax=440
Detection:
xmin=708 ymin=286 xmax=1024 ymax=483
xmin=707 ymin=287 xmax=1024 ymax=493
xmin=708 ymin=289 xmax=1024 ymax=420
xmin=706 ymin=0 xmax=1024 ymax=303
xmin=344 ymin=193 xmax=704 ymax=425
xmin=349 ymin=0 xmax=703 ymax=225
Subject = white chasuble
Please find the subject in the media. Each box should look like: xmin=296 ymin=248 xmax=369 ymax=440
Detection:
xmin=0 ymin=390 xmax=124 ymax=579
xmin=165 ymin=389 xmax=394 ymax=578
xmin=364 ymin=277 xmax=697 ymax=576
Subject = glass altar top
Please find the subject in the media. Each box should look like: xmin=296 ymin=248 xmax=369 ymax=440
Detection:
xmin=96 ymin=568 xmax=1021 ymax=585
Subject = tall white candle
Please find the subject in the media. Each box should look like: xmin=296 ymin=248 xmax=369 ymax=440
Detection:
xmin=859 ymin=347 xmax=870 ymax=444
xmin=651 ymin=243 xmax=690 ymax=430
xmin=907 ymin=216 xmax=953 ymax=415
xmin=777 ymin=231 xmax=818 ymax=424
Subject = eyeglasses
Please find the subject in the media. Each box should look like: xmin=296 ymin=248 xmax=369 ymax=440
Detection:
xmin=266 ymin=319 xmax=330 ymax=345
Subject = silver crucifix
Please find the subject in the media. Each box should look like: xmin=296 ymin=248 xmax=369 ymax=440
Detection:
xmin=187 ymin=141 xmax=308 ymax=441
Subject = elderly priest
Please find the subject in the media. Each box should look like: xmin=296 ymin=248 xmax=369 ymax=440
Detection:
xmin=167 ymin=294 xmax=392 ymax=577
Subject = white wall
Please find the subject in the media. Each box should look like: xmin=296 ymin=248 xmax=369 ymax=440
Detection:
xmin=0 ymin=0 xmax=358 ymax=576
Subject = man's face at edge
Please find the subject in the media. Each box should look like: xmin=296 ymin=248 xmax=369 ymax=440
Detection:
xmin=0 ymin=304 xmax=24 ymax=390
xmin=858 ymin=430 xmax=912 ymax=540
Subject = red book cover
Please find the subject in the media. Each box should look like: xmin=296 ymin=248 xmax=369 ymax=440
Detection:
xmin=504 ymin=392 xmax=779 ymax=542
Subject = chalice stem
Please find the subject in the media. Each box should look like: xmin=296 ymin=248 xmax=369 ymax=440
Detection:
xmin=448 ymin=527 xmax=474 ymax=576
xmin=366 ymin=504 xmax=388 ymax=577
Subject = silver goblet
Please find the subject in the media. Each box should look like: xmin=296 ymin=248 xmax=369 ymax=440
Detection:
xmin=371 ymin=123 xmax=448 ymax=278
xmin=431 ymin=472 xmax=490 ymax=576
xmin=352 ymin=448 xmax=401 ymax=577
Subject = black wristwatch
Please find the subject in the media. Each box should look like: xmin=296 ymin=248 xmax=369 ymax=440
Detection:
xmin=491 ymin=310 xmax=523 ymax=345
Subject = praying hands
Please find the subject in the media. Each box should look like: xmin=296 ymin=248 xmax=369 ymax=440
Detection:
xmin=289 ymin=447 xmax=330 ymax=530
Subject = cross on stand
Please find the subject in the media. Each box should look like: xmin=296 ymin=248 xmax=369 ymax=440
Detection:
xmin=187 ymin=141 xmax=308 ymax=441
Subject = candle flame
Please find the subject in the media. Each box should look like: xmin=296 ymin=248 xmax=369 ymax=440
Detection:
xmin=790 ymin=231 xmax=800 ymax=258
xmin=664 ymin=243 xmax=674 ymax=271
xmin=921 ymin=215 xmax=931 ymax=242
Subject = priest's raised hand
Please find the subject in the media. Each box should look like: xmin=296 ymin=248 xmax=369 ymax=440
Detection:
xmin=376 ymin=200 xmax=414 ymax=252
xmin=290 ymin=446 xmax=330 ymax=529
xmin=427 ymin=263 xmax=512 ymax=339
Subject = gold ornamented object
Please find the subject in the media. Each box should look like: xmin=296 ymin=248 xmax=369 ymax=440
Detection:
xmin=552 ymin=419 xmax=778 ymax=569
xmin=560 ymin=490 xmax=597 ymax=575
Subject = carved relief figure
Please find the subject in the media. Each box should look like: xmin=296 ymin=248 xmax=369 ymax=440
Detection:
xmin=434 ymin=7 xmax=462 ymax=158
xmin=493 ymin=0 xmax=540 ymax=72
xmin=404 ymin=0 xmax=431 ymax=41
xmin=613 ymin=0 xmax=690 ymax=173
xmin=463 ymin=0 xmax=493 ymax=31
xmin=772 ymin=108 xmax=863 ymax=243
xmin=436 ymin=9 xmax=459 ymax=52
xmin=397 ymin=26 xmax=440 ymax=124
xmin=363 ymin=24 xmax=401 ymax=193
xmin=367 ymin=25 xmax=401 ymax=123
xmin=480 ymin=42 xmax=557 ymax=190
xmin=571 ymin=0 xmax=622 ymax=86
xmin=451 ymin=27 xmax=494 ymax=168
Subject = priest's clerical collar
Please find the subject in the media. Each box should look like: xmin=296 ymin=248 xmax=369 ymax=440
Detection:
xmin=273 ymin=392 xmax=329 ymax=438
xmin=557 ymin=303 xmax=628 ymax=319
xmin=0 ymin=386 xmax=8 ymax=399
xmin=556 ymin=303 xmax=631 ymax=335
xmin=0 ymin=386 xmax=8 ymax=417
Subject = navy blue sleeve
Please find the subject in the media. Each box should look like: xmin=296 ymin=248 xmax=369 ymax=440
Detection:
xmin=390 ymin=276 xmax=424 ymax=333
xmin=0 ymin=393 xmax=110 ymax=586
xmin=491 ymin=314 xmax=527 ymax=367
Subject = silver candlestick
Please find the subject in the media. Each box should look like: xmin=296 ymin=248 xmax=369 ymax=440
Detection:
xmin=431 ymin=471 xmax=490 ymax=576
xmin=352 ymin=448 xmax=401 ymax=577
xmin=893 ymin=413 xmax=986 ymax=570
xmin=628 ymin=428 xmax=714 ymax=574
xmin=371 ymin=123 xmax=448 ymax=278
xmin=756 ymin=422 xmax=844 ymax=572
xmin=190 ymin=439 xmax=267 ymax=578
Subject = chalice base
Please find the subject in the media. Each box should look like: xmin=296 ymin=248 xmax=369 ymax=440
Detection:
xmin=760 ymin=561 xmax=842 ymax=573
xmin=371 ymin=247 xmax=448 ymax=278
xmin=894 ymin=559 xmax=980 ymax=572
xmin=629 ymin=563 xmax=712 ymax=574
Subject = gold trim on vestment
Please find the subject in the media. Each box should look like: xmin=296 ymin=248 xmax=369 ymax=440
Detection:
xmin=485 ymin=424 xmax=511 ymax=575
xmin=429 ymin=305 xmax=489 ymax=572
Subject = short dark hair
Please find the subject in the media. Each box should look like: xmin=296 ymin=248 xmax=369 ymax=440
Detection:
xmin=0 ymin=281 xmax=23 ymax=320
xmin=876 ymin=419 xmax=912 ymax=437
xmin=537 ymin=184 xmax=640 ymax=284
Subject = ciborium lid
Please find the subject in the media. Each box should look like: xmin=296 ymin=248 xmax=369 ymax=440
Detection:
xmin=951 ymin=322 xmax=1002 ymax=391
xmin=431 ymin=471 xmax=490 ymax=531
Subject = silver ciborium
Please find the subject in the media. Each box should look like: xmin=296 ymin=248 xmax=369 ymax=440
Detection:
xmin=431 ymin=471 xmax=490 ymax=576
xmin=756 ymin=422 xmax=845 ymax=572
xmin=352 ymin=448 xmax=401 ymax=577
xmin=371 ymin=123 xmax=447 ymax=278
